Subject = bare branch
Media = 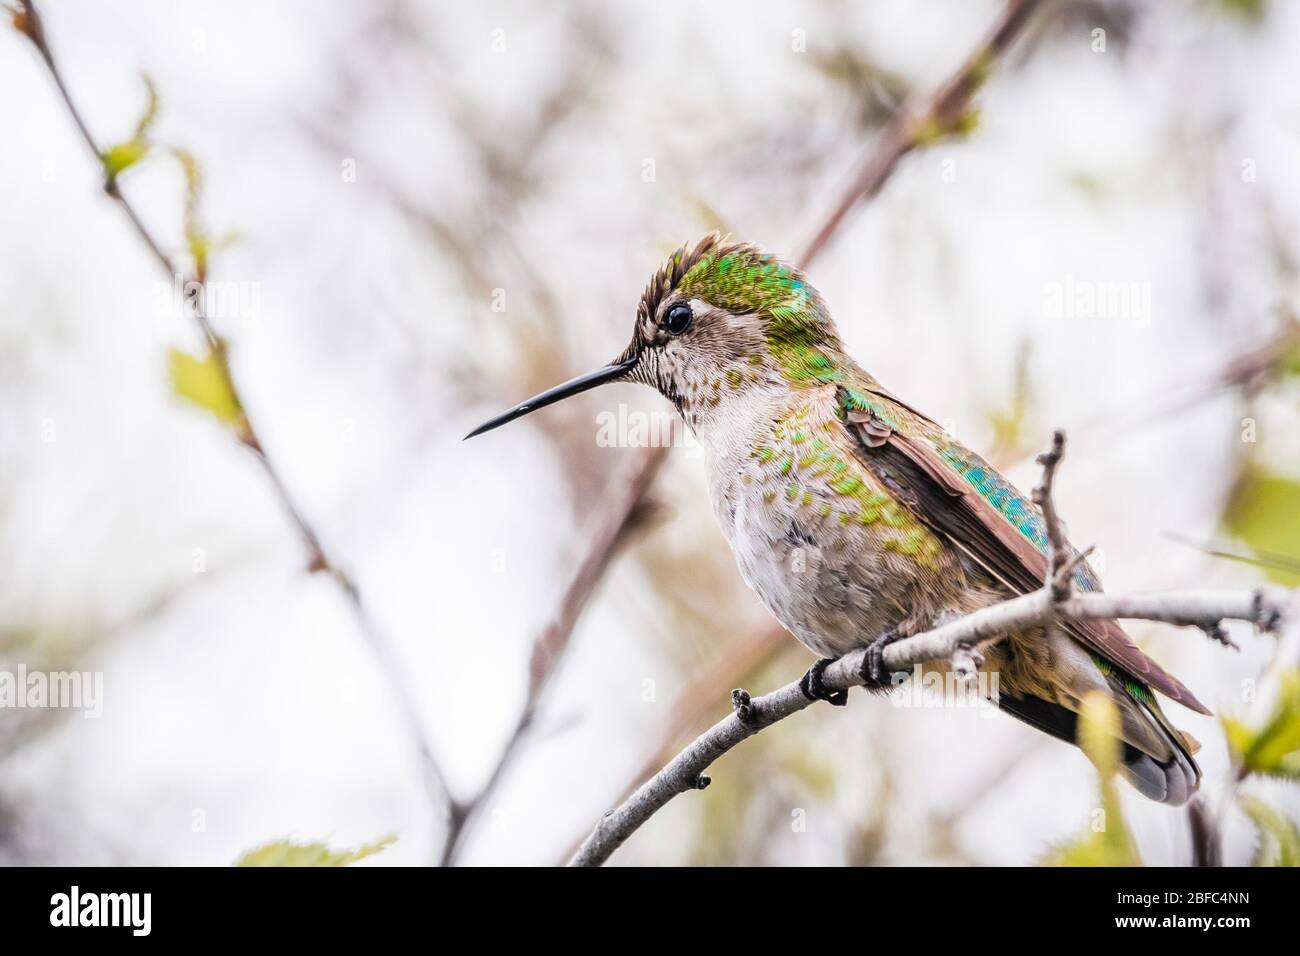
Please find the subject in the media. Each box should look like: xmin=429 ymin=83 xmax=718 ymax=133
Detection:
xmin=1031 ymin=429 xmax=1072 ymax=599
xmin=439 ymin=444 xmax=669 ymax=864
xmin=1188 ymin=796 xmax=1222 ymax=867
xmin=1188 ymin=588 xmax=1300 ymax=864
xmin=569 ymin=582 xmax=1293 ymax=867
xmin=15 ymin=0 xmax=457 ymax=843
xmin=797 ymin=0 xmax=1045 ymax=268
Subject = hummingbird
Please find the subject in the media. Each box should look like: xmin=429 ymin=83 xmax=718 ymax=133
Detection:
xmin=467 ymin=234 xmax=1206 ymax=805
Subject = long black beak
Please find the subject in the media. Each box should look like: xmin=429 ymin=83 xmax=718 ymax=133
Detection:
xmin=464 ymin=355 xmax=639 ymax=439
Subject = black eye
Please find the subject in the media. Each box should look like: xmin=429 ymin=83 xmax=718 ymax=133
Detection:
xmin=665 ymin=302 xmax=693 ymax=335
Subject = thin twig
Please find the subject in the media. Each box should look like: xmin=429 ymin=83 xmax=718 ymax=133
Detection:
xmin=1031 ymin=429 xmax=1070 ymax=597
xmin=15 ymin=0 xmax=456 ymax=842
xmin=556 ymin=624 xmax=790 ymax=864
xmin=439 ymin=444 xmax=668 ymax=864
xmin=797 ymin=0 xmax=1045 ymax=267
xmin=1188 ymin=796 xmax=1222 ymax=867
xmin=1190 ymin=589 xmax=1300 ymax=866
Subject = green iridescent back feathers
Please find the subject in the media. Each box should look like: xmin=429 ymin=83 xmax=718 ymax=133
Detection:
xmin=670 ymin=236 xmax=1099 ymax=589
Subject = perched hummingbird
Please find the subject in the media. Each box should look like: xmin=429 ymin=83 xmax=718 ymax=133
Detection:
xmin=468 ymin=234 xmax=1206 ymax=805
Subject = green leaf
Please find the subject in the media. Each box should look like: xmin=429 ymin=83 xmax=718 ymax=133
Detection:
xmin=168 ymin=348 xmax=243 ymax=426
xmin=1221 ymin=716 xmax=1257 ymax=764
xmin=1224 ymin=468 xmax=1300 ymax=586
xmin=1240 ymin=796 xmax=1300 ymax=866
xmin=101 ymin=140 xmax=149 ymax=178
xmin=99 ymin=75 xmax=159 ymax=179
xmin=235 ymin=834 xmax=396 ymax=867
xmin=1222 ymin=671 xmax=1300 ymax=779
xmin=172 ymin=147 xmax=211 ymax=278
xmin=1040 ymin=693 xmax=1141 ymax=866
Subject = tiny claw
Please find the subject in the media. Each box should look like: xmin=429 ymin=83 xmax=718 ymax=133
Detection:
xmin=800 ymin=658 xmax=848 ymax=706
xmin=859 ymin=628 xmax=904 ymax=689
xmin=1200 ymin=620 xmax=1239 ymax=650
xmin=1251 ymin=589 xmax=1284 ymax=633
xmin=691 ymin=775 xmax=711 ymax=791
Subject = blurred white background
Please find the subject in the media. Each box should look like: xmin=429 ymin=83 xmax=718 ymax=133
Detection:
xmin=2 ymin=0 xmax=1298 ymax=866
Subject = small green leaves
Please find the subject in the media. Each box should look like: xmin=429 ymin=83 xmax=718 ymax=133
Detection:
xmin=1225 ymin=468 xmax=1300 ymax=586
xmin=168 ymin=347 xmax=244 ymax=427
xmin=234 ymin=834 xmax=396 ymax=867
xmin=1222 ymin=671 xmax=1300 ymax=780
xmin=100 ymin=74 xmax=158 ymax=179
xmin=101 ymin=140 xmax=149 ymax=178
xmin=173 ymin=147 xmax=208 ymax=278
xmin=1041 ymin=693 xmax=1141 ymax=867
xmin=1240 ymin=797 xmax=1300 ymax=866
xmin=910 ymin=108 xmax=980 ymax=148
xmin=86 ymin=69 xmax=229 ymax=281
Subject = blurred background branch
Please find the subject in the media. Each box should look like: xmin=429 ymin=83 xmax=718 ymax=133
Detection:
xmin=13 ymin=0 xmax=457 ymax=855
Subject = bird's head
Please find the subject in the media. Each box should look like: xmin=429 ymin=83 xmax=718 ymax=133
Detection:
xmin=466 ymin=234 xmax=844 ymax=439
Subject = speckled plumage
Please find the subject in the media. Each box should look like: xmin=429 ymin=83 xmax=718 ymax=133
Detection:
xmin=624 ymin=235 xmax=1205 ymax=805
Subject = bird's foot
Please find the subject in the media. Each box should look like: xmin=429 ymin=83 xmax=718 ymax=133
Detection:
xmin=799 ymin=658 xmax=848 ymax=706
xmin=858 ymin=628 xmax=904 ymax=690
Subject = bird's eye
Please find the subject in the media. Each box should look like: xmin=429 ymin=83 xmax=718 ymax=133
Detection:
xmin=665 ymin=302 xmax=693 ymax=335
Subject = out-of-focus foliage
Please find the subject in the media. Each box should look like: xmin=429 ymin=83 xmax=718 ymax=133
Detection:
xmin=1042 ymin=693 xmax=1140 ymax=866
xmin=234 ymin=834 xmax=396 ymax=867
xmin=688 ymin=730 xmax=839 ymax=866
xmin=1224 ymin=466 xmax=1300 ymax=587
xmin=100 ymin=74 xmax=157 ymax=179
xmin=1222 ymin=670 xmax=1300 ymax=780
xmin=168 ymin=348 xmax=244 ymax=427
xmin=169 ymin=147 xmax=232 ymax=280
xmin=1210 ymin=0 xmax=1267 ymax=22
xmin=810 ymin=46 xmax=909 ymax=129
xmin=1240 ymin=795 xmax=1300 ymax=866
xmin=985 ymin=340 xmax=1035 ymax=467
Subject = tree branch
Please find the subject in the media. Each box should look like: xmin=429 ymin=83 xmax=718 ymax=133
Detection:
xmin=14 ymin=0 xmax=457 ymax=845
xmin=797 ymin=0 xmax=1045 ymax=267
xmin=438 ymin=446 xmax=667 ymax=864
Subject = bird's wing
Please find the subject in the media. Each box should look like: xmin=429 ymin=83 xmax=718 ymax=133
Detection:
xmin=834 ymin=380 xmax=1210 ymax=715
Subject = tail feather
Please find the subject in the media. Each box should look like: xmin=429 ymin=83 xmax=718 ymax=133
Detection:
xmin=1121 ymin=698 xmax=1201 ymax=805
xmin=996 ymin=692 xmax=1201 ymax=806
